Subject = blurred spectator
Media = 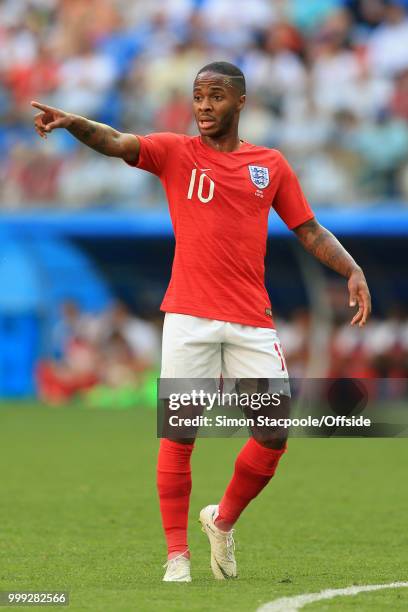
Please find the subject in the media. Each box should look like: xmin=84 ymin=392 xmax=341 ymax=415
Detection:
xmin=200 ymin=0 xmax=277 ymax=50
xmin=140 ymin=41 xmax=208 ymax=107
xmin=52 ymin=300 xmax=85 ymax=359
xmin=346 ymin=110 xmax=408 ymax=196
xmin=36 ymin=299 xmax=160 ymax=404
xmin=5 ymin=43 xmax=60 ymax=109
xmin=53 ymin=38 xmax=117 ymax=117
xmin=56 ymin=147 xmax=152 ymax=207
xmin=367 ymin=1 xmax=408 ymax=77
xmin=390 ymin=68 xmax=408 ymax=121
xmin=310 ymin=8 xmax=361 ymax=114
xmin=330 ymin=306 xmax=408 ymax=378
xmin=102 ymin=301 xmax=161 ymax=368
xmin=2 ymin=144 xmax=61 ymax=206
xmin=243 ymin=22 xmax=307 ymax=114
xmin=239 ymin=96 xmax=277 ymax=146
xmin=37 ymin=298 xmax=101 ymax=404
xmin=153 ymin=88 xmax=192 ymax=133
xmin=2 ymin=0 xmax=408 ymax=209
xmin=286 ymin=0 xmax=343 ymax=33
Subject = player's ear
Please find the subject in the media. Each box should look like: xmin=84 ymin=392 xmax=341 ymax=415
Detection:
xmin=237 ymin=94 xmax=246 ymax=111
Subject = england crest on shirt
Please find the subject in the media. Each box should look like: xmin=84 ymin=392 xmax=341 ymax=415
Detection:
xmin=248 ymin=165 xmax=270 ymax=189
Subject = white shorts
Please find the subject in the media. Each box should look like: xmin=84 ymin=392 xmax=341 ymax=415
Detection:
xmin=161 ymin=313 xmax=288 ymax=379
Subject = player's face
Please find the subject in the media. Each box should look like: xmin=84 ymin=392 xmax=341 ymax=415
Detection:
xmin=193 ymin=72 xmax=245 ymax=138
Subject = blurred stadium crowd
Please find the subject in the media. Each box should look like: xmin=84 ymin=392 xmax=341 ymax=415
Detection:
xmin=2 ymin=0 xmax=408 ymax=209
xmin=36 ymin=298 xmax=408 ymax=405
xmin=277 ymin=307 xmax=408 ymax=379
xmin=37 ymin=300 xmax=161 ymax=405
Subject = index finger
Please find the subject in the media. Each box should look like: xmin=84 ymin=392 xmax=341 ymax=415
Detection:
xmin=31 ymin=100 xmax=56 ymax=113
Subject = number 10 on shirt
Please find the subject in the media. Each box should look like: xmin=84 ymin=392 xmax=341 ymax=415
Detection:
xmin=187 ymin=169 xmax=215 ymax=203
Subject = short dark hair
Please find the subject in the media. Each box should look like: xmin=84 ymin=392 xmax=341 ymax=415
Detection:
xmin=196 ymin=61 xmax=246 ymax=95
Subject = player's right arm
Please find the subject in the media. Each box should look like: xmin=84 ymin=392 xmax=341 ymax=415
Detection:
xmin=31 ymin=101 xmax=139 ymax=164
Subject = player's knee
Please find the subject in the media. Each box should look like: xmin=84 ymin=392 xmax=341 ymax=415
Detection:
xmin=254 ymin=437 xmax=287 ymax=450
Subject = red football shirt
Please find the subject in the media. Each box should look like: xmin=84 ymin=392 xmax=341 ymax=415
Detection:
xmin=128 ymin=133 xmax=314 ymax=328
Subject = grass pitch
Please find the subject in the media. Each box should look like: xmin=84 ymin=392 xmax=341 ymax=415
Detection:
xmin=0 ymin=403 xmax=407 ymax=611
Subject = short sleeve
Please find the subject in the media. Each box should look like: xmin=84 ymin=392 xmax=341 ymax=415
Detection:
xmin=272 ymin=153 xmax=314 ymax=230
xmin=126 ymin=132 xmax=182 ymax=177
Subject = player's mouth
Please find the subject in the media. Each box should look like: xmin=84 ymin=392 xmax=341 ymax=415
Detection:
xmin=198 ymin=117 xmax=217 ymax=130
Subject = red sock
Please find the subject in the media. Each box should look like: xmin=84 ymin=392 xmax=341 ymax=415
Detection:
xmin=157 ymin=439 xmax=194 ymax=558
xmin=215 ymin=438 xmax=286 ymax=531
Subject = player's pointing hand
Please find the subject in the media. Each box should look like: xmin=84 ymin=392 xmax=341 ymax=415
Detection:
xmin=348 ymin=267 xmax=371 ymax=327
xmin=31 ymin=101 xmax=72 ymax=139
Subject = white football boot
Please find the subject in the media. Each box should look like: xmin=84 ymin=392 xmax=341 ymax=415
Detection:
xmin=199 ymin=504 xmax=237 ymax=579
xmin=162 ymin=552 xmax=192 ymax=583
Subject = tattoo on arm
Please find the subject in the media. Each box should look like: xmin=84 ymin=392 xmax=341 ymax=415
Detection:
xmin=294 ymin=218 xmax=359 ymax=278
xmin=67 ymin=116 xmax=122 ymax=157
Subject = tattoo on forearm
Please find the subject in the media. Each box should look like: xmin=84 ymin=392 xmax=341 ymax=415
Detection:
xmin=80 ymin=125 xmax=96 ymax=141
xmin=295 ymin=220 xmax=358 ymax=277
xmin=68 ymin=118 xmax=120 ymax=156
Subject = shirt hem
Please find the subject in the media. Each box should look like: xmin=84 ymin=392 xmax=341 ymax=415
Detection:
xmin=160 ymin=305 xmax=275 ymax=329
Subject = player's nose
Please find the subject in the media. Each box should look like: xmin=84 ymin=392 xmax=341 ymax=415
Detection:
xmin=198 ymin=96 xmax=213 ymax=111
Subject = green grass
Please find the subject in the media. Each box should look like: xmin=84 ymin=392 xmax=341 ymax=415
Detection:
xmin=0 ymin=403 xmax=407 ymax=611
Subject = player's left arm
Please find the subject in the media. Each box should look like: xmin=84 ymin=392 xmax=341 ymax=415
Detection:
xmin=293 ymin=217 xmax=371 ymax=327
